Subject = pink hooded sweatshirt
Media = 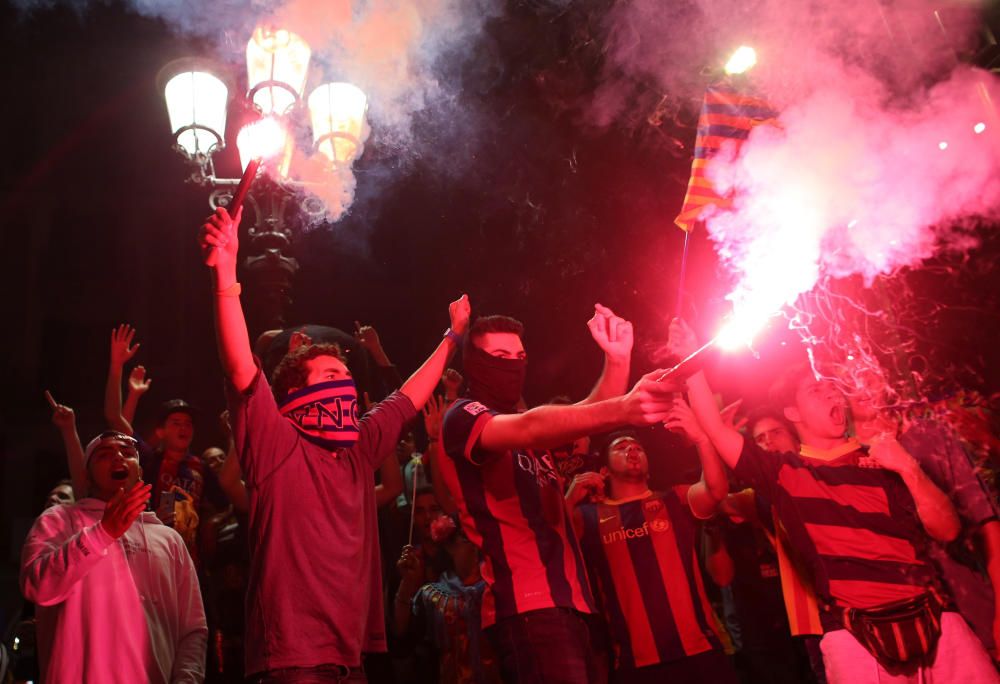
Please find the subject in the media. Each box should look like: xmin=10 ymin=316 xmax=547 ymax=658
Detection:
xmin=20 ymin=498 xmax=207 ymax=683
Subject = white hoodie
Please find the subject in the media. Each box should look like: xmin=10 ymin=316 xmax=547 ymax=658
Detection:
xmin=20 ymin=498 xmax=207 ymax=683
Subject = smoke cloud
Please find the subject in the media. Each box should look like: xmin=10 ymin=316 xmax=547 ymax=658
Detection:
xmin=15 ymin=0 xmax=501 ymax=222
xmin=596 ymin=0 xmax=999 ymax=338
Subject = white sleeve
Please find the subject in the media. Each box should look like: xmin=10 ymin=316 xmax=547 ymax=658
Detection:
xmin=20 ymin=508 xmax=116 ymax=607
xmin=169 ymin=538 xmax=208 ymax=683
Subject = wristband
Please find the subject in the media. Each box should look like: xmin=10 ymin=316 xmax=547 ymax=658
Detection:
xmin=443 ymin=328 xmax=462 ymax=346
xmin=215 ymin=282 xmax=242 ymax=297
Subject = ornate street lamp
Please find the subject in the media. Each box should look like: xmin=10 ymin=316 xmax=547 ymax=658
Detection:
xmin=159 ymin=28 xmax=368 ymax=332
xmin=308 ymin=82 xmax=369 ymax=167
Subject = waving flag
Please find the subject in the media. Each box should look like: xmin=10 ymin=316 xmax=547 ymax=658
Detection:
xmin=674 ymin=82 xmax=779 ymax=231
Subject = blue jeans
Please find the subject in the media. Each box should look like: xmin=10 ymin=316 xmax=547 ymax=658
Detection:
xmin=486 ymin=607 xmax=592 ymax=684
xmin=251 ymin=664 xmax=366 ymax=683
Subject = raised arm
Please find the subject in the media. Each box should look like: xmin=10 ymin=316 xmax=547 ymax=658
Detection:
xmin=860 ymin=438 xmax=960 ymax=543
xmin=356 ymin=321 xmax=404 ymax=394
xmin=46 ymin=391 xmax=88 ymax=498
xmin=122 ymin=365 xmax=152 ymax=429
xmin=664 ymin=397 xmax=729 ymax=518
xmin=668 ymin=319 xmax=745 ymax=468
xmin=215 ymin=411 xmax=248 ymax=513
xmin=423 ymin=395 xmax=457 ymax=514
xmin=104 ymin=324 xmax=141 ymax=434
xmin=580 ymin=304 xmax=633 ymax=404
xmin=199 ymin=207 xmax=256 ymax=392
xmin=22 ymin=483 xmax=151 ymax=605
xmin=478 ymin=369 xmax=682 ymax=452
xmin=398 ymin=295 xmax=470 ymax=411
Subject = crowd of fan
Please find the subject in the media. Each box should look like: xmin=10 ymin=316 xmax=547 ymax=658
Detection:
xmin=5 ymin=206 xmax=1000 ymax=684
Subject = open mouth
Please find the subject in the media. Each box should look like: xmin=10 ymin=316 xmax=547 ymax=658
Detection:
xmin=111 ymin=466 xmax=129 ymax=480
xmin=830 ymin=404 xmax=846 ymax=426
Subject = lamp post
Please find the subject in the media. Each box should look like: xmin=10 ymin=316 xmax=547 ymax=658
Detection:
xmin=158 ymin=28 xmax=368 ymax=333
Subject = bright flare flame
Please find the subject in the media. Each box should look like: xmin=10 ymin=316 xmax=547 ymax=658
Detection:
xmin=974 ymin=122 xmax=986 ymax=134
xmin=724 ymin=46 xmax=757 ymax=75
xmin=938 ymin=141 xmax=948 ymax=150
xmin=236 ymin=117 xmax=291 ymax=176
xmin=714 ymin=308 xmax=776 ymax=351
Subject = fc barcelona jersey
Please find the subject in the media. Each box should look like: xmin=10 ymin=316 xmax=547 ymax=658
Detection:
xmin=579 ymin=488 xmax=728 ymax=669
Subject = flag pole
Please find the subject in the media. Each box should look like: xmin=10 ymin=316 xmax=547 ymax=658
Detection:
xmin=674 ymin=226 xmax=692 ymax=318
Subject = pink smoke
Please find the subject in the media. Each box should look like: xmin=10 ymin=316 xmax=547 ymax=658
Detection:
xmin=596 ymin=0 xmax=999 ymax=344
xmin=707 ymin=66 xmax=1000 ymax=343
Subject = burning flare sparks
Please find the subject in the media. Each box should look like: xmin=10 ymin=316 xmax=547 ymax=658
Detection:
xmin=724 ymin=46 xmax=757 ymax=75
xmin=236 ymin=117 xmax=291 ymax=176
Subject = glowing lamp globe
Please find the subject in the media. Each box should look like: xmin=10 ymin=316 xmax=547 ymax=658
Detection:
xmin=724 ymin=46 xmax=757 ymax=75
xmin=246 ymin=28 xmax=311 ymax=116
xmin=160 ymin=61 xmax=230 ymax=158
xmin=237 ymin=117 xmax=293 ymax=178
xmin=308 ymin=83 xmax=368 ymax=167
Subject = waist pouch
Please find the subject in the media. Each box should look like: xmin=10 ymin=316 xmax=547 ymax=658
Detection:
xmin=832 ymin=590 xmax=944 ymax=667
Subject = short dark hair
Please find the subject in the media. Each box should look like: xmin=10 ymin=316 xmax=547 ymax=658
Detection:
xmin=271 ymin=343 xmax=347 ymax=400
xmin=600 ymin=429 xmax=641 ymax=464
xmin=746 ymin=406 xmax=796 ymax=436
xmin=768 ymin=362 xmax=814 ymax=411
xmin=466 ymin=315 xmax=525 ymax=353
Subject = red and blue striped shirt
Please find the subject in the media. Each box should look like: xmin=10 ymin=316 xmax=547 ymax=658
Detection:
xmin=440 ymin=399 xmax=595 ymax=628
xmin=577 ymin=487 xmax=728 ymax=669
xmin=733 ymin=438 xmax=938 ymax=623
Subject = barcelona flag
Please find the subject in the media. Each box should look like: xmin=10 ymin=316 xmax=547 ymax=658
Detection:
xmin=674 ymin=82 xmax=779 ymax=231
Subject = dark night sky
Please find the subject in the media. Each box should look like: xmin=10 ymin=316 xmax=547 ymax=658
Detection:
xmin=1 ymin=0 xmax=998 ymax=623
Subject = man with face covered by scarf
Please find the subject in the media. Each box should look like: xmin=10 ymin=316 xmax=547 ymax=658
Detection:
xmin=439 ymin=308 xmax=684 ymax=684
xmin=199 ymin=207 xmax=471 ymax=682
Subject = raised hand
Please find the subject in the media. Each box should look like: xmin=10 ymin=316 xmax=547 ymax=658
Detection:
xmin=664 ymin=397 xmax=710 ymax=445
xmin=423 ymin=395 xmax=446 ymax=441
xmin=396 ymin=544 xmax=425 ymax=593
xmin=587 ymin=303 xmax=634 ymax=361
xmin=449 ymin=294 xmax=471 ymax=335
xmin=199 ymin=206 xmax=242 ymax=271
xmin=858 ymin=435 xmax=916 ymax=474
xmin=441 ymin=368 xmax=463 ymax=401
xmin=621 ymin=369 xmax=685 ymax=426
xmin=720 ymin=398 xmax=747 ymax=431
xmin=45 ymin=390 xmax=76 ymax=433
xmin=667 ymin=317 xmax=699 ymax=360
xmin=127 ymin=365 xmax=152 ymax=395
xmin=354 ymin=321 xmax=384 ymax=354
xmin=101 ymin=482 xmax=152 ymax=539
xmin=110 ymin=324 xmax=140 ymax=367
xmin=565 ymin=471 xmax=607 ymax=507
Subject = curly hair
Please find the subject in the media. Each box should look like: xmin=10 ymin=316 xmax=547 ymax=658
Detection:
xmin=270 ymin=343 xmax=347 ymax=400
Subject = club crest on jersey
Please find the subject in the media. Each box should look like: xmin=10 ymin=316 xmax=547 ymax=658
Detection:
xmin=463 ymin=401 xmax=490 ymax=416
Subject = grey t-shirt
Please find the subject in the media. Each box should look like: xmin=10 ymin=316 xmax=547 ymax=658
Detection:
xmin=228 ymin=368 xmax=415 ymax=674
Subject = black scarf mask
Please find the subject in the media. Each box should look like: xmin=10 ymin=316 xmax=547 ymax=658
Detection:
xmin=463 ymin=346 xmax=527 ymax=414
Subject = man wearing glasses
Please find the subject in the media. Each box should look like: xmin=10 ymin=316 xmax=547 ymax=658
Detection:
xmin=21 ymin=430 xmax=208 ymax=683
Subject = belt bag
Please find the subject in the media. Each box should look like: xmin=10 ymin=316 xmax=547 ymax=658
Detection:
xmin=839 ymin=591 xmax=944 ymax=667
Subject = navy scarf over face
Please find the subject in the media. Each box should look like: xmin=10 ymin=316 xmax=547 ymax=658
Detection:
xmin=278 ymin=379 xmax=360 ymax=450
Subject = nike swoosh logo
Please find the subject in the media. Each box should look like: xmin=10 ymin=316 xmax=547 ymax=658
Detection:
xmin=599 ymin=516 xmax=615 ymax=523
